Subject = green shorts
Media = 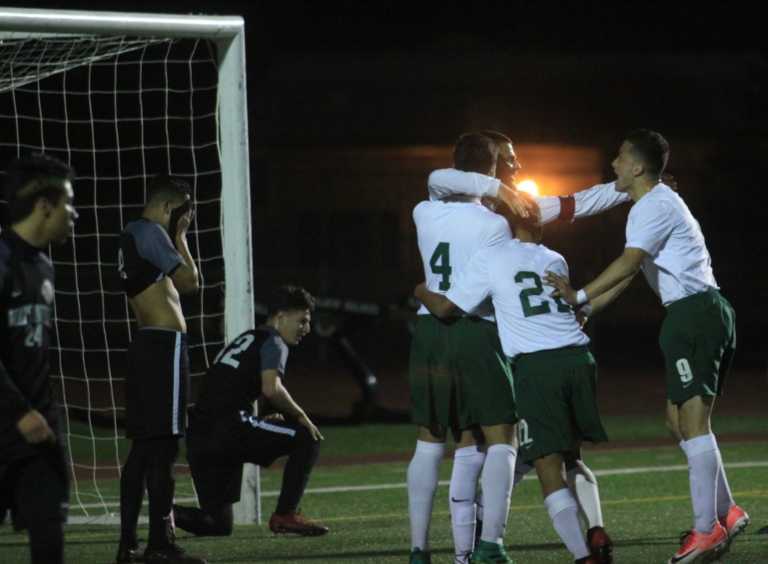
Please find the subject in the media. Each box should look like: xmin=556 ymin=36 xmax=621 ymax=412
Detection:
xmin=660 ymin=289 xmax=736 ymax=405
xmin=409 ymin=315 xmax=517 ymax=437
xmin=512 ymin=346 xmax=607 ymax=464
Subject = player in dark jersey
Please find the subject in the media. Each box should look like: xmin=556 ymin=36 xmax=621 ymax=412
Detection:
xmin=172 ymin=285 xmax=329 ymax=537
xmin=116 ymin=175 xmax=204 ymax=564
xmin=0 ymin=154 xmax=77 ymax=564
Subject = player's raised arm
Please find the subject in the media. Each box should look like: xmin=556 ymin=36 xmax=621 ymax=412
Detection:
xmin=428 ymin=168 xmax=501 ymax=200
xmin=537 ymin=181 xmax=632 ymax=224
xmin=170 ymin=206 xmax=200 ymax=294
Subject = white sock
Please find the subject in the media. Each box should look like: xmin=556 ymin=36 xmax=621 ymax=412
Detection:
xmin=545 ymin=488 xmax=591 ymax=559
xmin=684 ymin=434 xmax=719 ymax=533
xmin=450 ymin=446 xmax=485 ymax=562
xmin=479 ymin=444 xmax=516 ymax=545
xmin=513 ymin=458 xmax=534 ymax=488
xmin=711 ymin=435 xmax=735 ymax=519
xmin=566 ymin=460 xmax=604 ymax=528
xmin=407 ymin=440 xmax=444 ymax=551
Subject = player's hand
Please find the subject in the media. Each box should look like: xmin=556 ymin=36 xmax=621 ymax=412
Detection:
xmin=299 ymin=415 xmax=324 ymax=441
xmin=175 ymin=208 xmax=194 ymax=239
xmin=500 ymin=185 xmax=535 ymax=219
xmin=576 ymin=309 xmax=589 ymax=328
xmin=544 ymin=271 xmax=578 ymax=306
xmin=263 ymin=413 xmax=285 ymax=422
xmin=16 ymin=409 xmax=55 ymax=444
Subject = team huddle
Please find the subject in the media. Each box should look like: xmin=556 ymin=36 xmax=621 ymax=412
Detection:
xmin=0 ymin=128 xmax=750 ymax=564
xmin=406 ymin=130 xmax=748 ymax=564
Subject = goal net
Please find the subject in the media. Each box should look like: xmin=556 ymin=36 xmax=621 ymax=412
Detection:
xmin=0 ymin=9 xmax=256 ymax=524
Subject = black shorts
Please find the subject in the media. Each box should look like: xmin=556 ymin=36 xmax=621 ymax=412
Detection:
xmin=126 ymin=329 xmax=189 ymax=439
xmin=185 ymin=410 xmax=312 ymax=512
xmin=0 ymin=441 xmax=69 ymax=529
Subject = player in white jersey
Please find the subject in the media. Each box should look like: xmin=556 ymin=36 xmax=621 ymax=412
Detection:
xmin=415 ymin=200 xmax=627 ymax=564
xmin=545 ymin=130 xmax=748 ymax=564
xmin=430 ymin=131 xmax=616 ymax=562
xmin=408 ymin=133 xmax=523 ymax=564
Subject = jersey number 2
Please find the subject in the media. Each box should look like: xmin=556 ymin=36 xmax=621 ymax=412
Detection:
xmin=429 ymin=242 xmax=452 ymax=291
xmin=515 ymin=271 xmax=571 ymax=318
xmin=214 ymin=334 xmax=256 ymax=369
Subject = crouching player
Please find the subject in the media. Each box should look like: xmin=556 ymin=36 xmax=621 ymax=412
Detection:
xmin=173 ymin=285 xmax=329 ymax=537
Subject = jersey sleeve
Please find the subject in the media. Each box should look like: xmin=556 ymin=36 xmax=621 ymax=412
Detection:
xmin=573 ymin=182 xmax=631 ymax=218
xmin=260 ymin=335 xmax=289 ymax=376
xmin=0 ymin=242 xmax=32 ymax=421
xmin=427 ymin=169 xmax=500 ymax=201
xmin=446 ymin=249 xmax=492 ymax=313
xmin=135 ymin=223 xmax=183 ymax=275
xmin=535 ymin=195 xmax=563 ymax=224
xmin=625 ymin=198 xmax=673 ymax=256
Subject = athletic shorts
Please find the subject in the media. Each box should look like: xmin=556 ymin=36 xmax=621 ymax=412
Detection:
xmin=0 ymin=440 xmax=69 ymax=529
xmin=512 ymin=346 xmax=607 ymax=464
xmin=125 ymin=328 xmax=189 ymax=439
xmin=660 ymin=289 xmax=736 ymax=405
xmin=409 ymin=315 xmax=517 ymax=438
xmin=185 ymin=410 xmax=312 ymax=512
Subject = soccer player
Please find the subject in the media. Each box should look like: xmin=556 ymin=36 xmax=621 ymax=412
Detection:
xmin=172 ymin=285 xmax=328 ymax=537
xmin=415 ymin=198 xmax=626 ymax=564
xmin=545 ymin=129 xmax=748 ymax=564
xmin=409 ymin=132 xmax=521 ymax=564
xmin=431 ymin=131 xmax=615 ymax=561
xmin=116 ymin=175 xmax=204 ymax=564
xmin=0 ymin=154 xmax=78 ymax=564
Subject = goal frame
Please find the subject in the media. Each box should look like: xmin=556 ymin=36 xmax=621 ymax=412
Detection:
xmin=0 ymin=7 xmax=259 ymax=524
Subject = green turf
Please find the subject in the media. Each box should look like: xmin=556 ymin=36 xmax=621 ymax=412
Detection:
xmin=2 ymin=422 xmax=767 ymax=564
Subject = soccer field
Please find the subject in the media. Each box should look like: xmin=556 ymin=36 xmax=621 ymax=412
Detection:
xmin=2 ymin=418 xmax=767 ymax=564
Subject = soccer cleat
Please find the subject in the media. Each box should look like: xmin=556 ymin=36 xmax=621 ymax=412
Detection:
xmin=115 ymin=542 xmax=144 ymax=563
xmin=470 ymin=540 xmax=515 ymax=563
xmin=720 ymin=504 xmax=750 ymax=538
xmin=268 ymin=511 xmax=329 ymax=536
xmin=409 ymin=548 xmax=432 ymax=564
xmin=143 ymin=543 xmax=206 ymax=564
xmin=668 ymin=523 xmax=727 ymax=564
xmin=586 ymin=526 xmax=614 ymax=564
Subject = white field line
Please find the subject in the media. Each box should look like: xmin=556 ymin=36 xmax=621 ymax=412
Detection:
xmin=68 ymin=459 xmax=768 ymax=519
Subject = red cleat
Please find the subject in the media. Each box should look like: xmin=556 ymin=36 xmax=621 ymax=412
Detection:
xmin=720 ymin=504 xmax=750 ymax=538
xmin=668 ymin=523 xmax=727 ymax=564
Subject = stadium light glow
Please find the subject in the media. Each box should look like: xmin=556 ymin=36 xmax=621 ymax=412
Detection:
xmin=517 ymin=179 xmax=540 ymax=196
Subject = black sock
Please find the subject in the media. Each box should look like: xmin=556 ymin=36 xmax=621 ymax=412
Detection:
xmin=173 ymin=504 xmax=233 ymax=537
xmin=275 ymin=430 xmax=319 ymax=515
xmin=119 ymin=440 xmax=149 ymax=547
xmin=145 ymin=437 xmax=179 ymax=549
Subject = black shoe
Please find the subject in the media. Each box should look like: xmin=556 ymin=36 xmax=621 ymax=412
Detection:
xmin=143 ymin=544 xmax=206 ymax=564
xmin=115 ymin=543 xmax=144 ymax=563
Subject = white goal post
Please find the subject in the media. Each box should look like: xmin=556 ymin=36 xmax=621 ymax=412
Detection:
xmin=0 ymin=7 xmax=259 ymax=524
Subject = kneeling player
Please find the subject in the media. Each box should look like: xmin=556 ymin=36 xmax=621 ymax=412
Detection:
xmin=173 ymin=285 xmax=328 ymax=537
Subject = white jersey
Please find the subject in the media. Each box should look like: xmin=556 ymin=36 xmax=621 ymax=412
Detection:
xmin=625 ymin=183 xmax=718 ymax=306
xmin=446 ymin=238 xmax=590 ymax=357
xmin=427 ymin=169 xmax=630 ymax=224
xmin=413 ymin=200 xmax=511 ymax=320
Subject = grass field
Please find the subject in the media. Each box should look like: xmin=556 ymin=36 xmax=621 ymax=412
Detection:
xmin=1 ymin=416 xmax=767 ymax=563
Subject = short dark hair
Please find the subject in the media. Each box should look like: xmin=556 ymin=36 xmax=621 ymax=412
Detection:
xmin=479 ymin=130 xmax=512 ymax=145
xmin=3 ymin=153 xmax=75 ymax=224
xmin=453 ymin=132 xmax=497 ymax=174
xmin=266 ymin=285 xmax=315 ymax=317
xmin=624 ymin=129 xmax=670 ymax=176
xmin=146 ymin=174 xmax=191 ymax=206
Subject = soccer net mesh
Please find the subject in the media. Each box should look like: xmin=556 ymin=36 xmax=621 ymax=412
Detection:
xmin=0 ymin=34 xmax=228 ymax=522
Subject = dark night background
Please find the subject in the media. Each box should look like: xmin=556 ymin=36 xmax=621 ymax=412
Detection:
xmin=2 ymin=1 xmax=766 ymax=419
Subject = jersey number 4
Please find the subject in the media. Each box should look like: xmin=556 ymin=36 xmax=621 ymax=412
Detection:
xmin=429 ymin=242 xmax=452 ymax=291
xmin=516 ymin=271 xmax=571 ymax=318
xmin=214 ymin=334 xmax=256 ymax=369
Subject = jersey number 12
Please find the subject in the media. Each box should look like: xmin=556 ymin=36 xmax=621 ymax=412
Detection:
xmin=214 ymin=334 xmax=256 ymax=369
